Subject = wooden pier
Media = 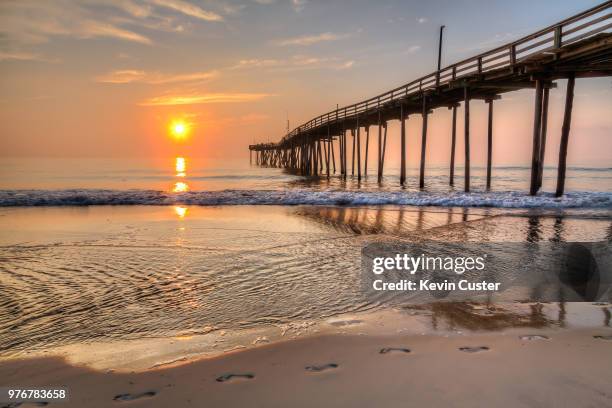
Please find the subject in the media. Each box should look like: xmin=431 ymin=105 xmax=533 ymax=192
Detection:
xmin=249 ymin=2 xmax=612 ymax=196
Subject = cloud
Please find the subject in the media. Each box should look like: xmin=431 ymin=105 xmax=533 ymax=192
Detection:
xmin=110 ymin=0 xmax=152 ymax=18
xmin=337 ymin=60 xmax=354 ymax=69
xmin=139 ymin=92 xmax=273 ymax=106
xmin=0 ymin=51 xmax=54 ymax=62
xmin=417 ymin=17 xmax=428 ymax=24
xmin=148 ymin=0 xmax=223 ymax=21
xmin=96 ymin=69 xmax=218 ymax=84
xmin=292 ymin=0 xmax=307 ymax=12
xmin=233 ymin=58 xmax=283 ymax=68
xmin=0 ymin=1 xmax=153 ymax=50
xmin=220 ymin=3 xmax=246 ymax=15
xmin=406 ymin=45 xmax=421 ymax=54
xmin=233 ymin=55 xmax=354 ymax=71
xmin=276 ymin=32 xmax=351 ymax=46
xmin=80 ymin=21 xmax=152 ymax=44
xmin=116 ymin=52 xmax=135 ymax=60
xmin=0 ymin=0 xmax=226 ymax=56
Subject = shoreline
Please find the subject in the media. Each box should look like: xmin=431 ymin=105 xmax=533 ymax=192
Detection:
xmin=2 ymin=302 xmax=610 ymax=372
xmin=1 ymin=189 xmax=612 ymax=209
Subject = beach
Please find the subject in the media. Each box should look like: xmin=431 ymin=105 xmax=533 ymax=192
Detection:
xmin=2 ymin=323 xmax=612 ymax=407
xmin=1 ymin=203 xmax=611 ymax=407
xmin=1 ymin=1 xmax=612 ymax=405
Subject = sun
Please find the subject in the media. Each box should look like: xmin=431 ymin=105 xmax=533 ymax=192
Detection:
xmin=169 ymin=120 xmax=189 ymax=140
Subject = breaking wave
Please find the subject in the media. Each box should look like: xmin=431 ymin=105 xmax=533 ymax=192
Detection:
xmin=1 ymin=189 xmax=611 ymax=208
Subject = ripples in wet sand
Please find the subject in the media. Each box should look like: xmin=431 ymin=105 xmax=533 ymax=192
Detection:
xmin=0 ymin=205 xmax=610 ymax=356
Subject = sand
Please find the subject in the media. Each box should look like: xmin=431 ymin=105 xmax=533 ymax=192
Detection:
xmin=2 ymin=206 xmax=611 ymax=407
xmin=2 ymin=326 xmax=612 ymax=408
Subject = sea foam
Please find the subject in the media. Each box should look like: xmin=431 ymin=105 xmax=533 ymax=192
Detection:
xmin=1 ymin=189 xmax=611 ymax=208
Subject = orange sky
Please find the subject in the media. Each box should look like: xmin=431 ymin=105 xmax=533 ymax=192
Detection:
xmin=0 ymin=0 xmax=610 ymax=167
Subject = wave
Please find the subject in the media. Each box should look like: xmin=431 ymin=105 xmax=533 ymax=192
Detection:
xmin=1 ymin=189 xmax=611 ymax=208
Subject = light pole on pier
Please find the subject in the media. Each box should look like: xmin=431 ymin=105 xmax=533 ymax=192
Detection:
xmin=436 ymin=25 xmax=445 ymax=86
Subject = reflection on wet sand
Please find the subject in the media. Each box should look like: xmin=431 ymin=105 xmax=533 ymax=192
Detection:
xmin=407 ymin=211 xmax=612 ymax=243
xmin=294 ymin=206 xmax=612 ymax=244
xmin=174 ymin=206 xmax=188 ymax=218
xmin=417 ymin=302 xmax=553 ymax=331
xmin=294 ymin=206 xmax=484 ymax=237
xmin=409 ymin=301 xmax=612 ymax=332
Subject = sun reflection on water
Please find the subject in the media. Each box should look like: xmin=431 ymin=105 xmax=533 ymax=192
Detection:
xmin=174 ymin=206 xmax=188 ymax=218
xmin=173 ymin=181 xmax=189 ymax=192
xmin=175 ymin=157 xmax=186 ymax=177
xmin=172 ymin=156 xmax=190 ymax=192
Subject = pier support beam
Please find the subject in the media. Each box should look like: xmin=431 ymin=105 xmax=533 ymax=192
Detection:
xmin=331 ymin=136 xmax=336 ymax=174
xmin=351 ymin=128 xmax=356 ymax=176
xmin=419 ymin=96 xmax=429 ymax=189
xmin=357 ymin=118 xmax=362 ymax=181
xmin=317 ymin=139 xmax=322 ymax=174
xmin=530 ymin=80 xmax=544 ymax=196
xmin=464 ymin=87 xmax=471 ymax=193
xmin=382 ymin=122 xmax=388 ymax=180
xmin=326 ymin=128 xmax=331 ymax=178
xmin=486 ymin=99 xmax=494 ymax=190
xmin=400 ymin=104 xmax=407 ymax=185
xmin=449 ymin=105 xmax=457 ymax=186
xmin=339 ymin=130 xmax=345 ymax=176
xmin=343 ymin=129 xmax=348 ymax=179
xmin=555 ymin=74 xmax=575 ymax=197
xmin=377 ymin=112 xmax=383 ymax=182
xmin=537 ymin=87 xmax=550 ymax=190
xmin=364 ymin=125 xmax=370 ymax=177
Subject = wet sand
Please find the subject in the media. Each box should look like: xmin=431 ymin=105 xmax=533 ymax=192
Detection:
xmin=2 ymin=325 xmax=612 ymax=407
xmin=1 ymin=205 xmax=611 ymax=406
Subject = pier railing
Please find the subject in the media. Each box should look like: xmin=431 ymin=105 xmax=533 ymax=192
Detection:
xmin=277 ymin=1 xmax=611 ymax=145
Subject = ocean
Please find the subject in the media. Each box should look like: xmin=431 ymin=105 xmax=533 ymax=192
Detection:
xmin=0 ymin=157 xmax=611 ymax=208
xmin=0 ymin=157 xmax=611 ymax=359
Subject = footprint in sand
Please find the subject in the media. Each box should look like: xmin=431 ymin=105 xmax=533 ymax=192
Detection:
xmin=459 ymin=346 xmax=489 ymax=353
xmin=215 ymin=373 xmax=255 ymax=383
xmin=593 ymin=335 xmax=612 ymax=340
xmin=329 ymin=319 xmax=363 ymax=327
xmin=519 ymin=335 xmax=550 ymax=341
xmin=305 ymin=363 xmax=338 ymax=372
xmin=113 ymin=391 xmax=157 ymax=402
xmin=2 ymin=402 xmax=48 ymax=408
xmin=379 ymin=347 xmax=411 ymax=354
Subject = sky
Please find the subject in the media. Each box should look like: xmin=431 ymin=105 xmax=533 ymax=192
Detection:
xmin=0 ymin=0 xmax=610 ymax=166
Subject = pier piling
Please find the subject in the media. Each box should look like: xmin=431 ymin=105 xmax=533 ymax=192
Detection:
xmin=449 ymin=105 xmax=457 ymax=186
xmin=530 ymin=80 xmax=544 ymax=196
xmin=419 ymin=95 xmax=429 ymax=189
xmin=537 ymin=86 xmax=550 ymax=190
xmin=556 ymin=75 xmax=575 ymax=197
xmin=464 ymin=87 xmax=471 ymax=193
xmin=486 ymin=99 xmax=494 ymax=190
xmin=377 ymin=112 xmax=383 ymax=182
xmin=400 ymin=104 xmax=407 ymax=185
xmin=364 ymin=125 xmax=370 ymax=176
xmin=357 ymin=118 xmax=362 ymax=181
